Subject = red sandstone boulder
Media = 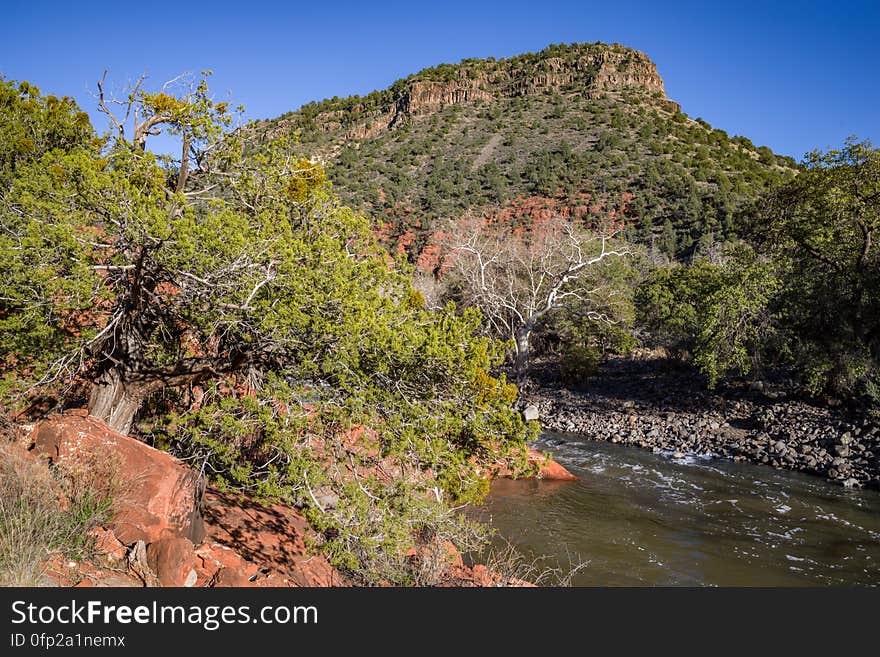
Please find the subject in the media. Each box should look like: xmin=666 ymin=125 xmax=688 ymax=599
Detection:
xmin=527 ymin=447 xmax=578 ymax=481
xmin=89 ymin=528 xmax=128 ymax=562
xmin=146 ymin=537 xmax=197 ymax=587
xmin=29 ymin=412 xmax=205 ymax=545
xmin=493 ymin=447 xmax=578 ymax=481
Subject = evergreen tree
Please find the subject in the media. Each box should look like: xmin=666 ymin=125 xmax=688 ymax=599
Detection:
xmin=0 ymin=74 xmax=534 ymax=582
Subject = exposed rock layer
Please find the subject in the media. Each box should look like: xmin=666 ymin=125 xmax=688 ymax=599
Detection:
xmin=30 ymin=412 xmax=204 ymax=544
xmin=264 ymin=43 xmax=680 ymax=142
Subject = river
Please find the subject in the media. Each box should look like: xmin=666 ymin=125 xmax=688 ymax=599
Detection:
xmin=478 ymin=432 xmax=880 ymax=586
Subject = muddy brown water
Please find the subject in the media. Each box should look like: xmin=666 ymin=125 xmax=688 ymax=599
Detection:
xmin=477 ymin=432 xmax=880 ymax=586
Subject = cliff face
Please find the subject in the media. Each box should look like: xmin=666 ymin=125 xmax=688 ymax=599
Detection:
xmin=267 ymin=43 xmax=679 ymax=141
xmin=392 ymin=48 xmax=674 ymax=115
xmin=504 ymin=49 xmax=670 ymax=99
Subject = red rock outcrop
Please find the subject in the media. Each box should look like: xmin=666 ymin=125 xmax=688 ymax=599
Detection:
xmin=526 ymin=447 xmax=579 ymax=481
xmin=89 ymin=527 xmax=128 ymax=562
xmin=195 ymin=541 xmax=257 ymax=587
xmin=491 ymin=446 xmax=578 ymax=481
xmin=28 ymin=411 xmax=204 ymax=545
xmin=24 ymin=411 xmax=534 ymax=587
xmin=397 ymin=79 xmax=494 ymax=116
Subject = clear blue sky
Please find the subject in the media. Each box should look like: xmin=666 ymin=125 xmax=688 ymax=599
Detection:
xmin=2 ymin=0 xmax=877 ymax=159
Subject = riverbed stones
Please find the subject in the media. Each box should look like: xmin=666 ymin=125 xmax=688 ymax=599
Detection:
xmin=525 ymin=357 xmax=880 ymax=490
xmin=834 ymin=445 xmax=852 ymax=457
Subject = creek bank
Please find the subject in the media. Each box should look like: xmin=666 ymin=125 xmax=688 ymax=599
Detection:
xmin=13 ymin=411 xmax=534 ymax=587
xmin=521 ymin=358 xmax=880 ymax=490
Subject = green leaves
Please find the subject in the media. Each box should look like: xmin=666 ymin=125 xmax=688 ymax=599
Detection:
xmin=2 ymin=74 xmax=533 ymax=583
xmin=642 ymin=138 xmax=880 ymax=401
xmin=757 ymin=138 xmax=880 ymax=398
xmin=693 ymin=252 xmax=781 ymax=387
xmin=0 ymin=147 xmax=106 ymax=397
xmin=0 ymin=78 xmax=96 ymax=190
xmin=636 ymin=260 xmax=725 ymax=352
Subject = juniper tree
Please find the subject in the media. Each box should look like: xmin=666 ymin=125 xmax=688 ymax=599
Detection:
xmin=0 ymin=73 xmax=532 ymax=482
xmin=0 ymin=73 xmax=537 ymax=584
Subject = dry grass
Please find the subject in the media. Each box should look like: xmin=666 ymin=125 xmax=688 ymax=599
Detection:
xmin=480 ymin=540 xmax=590 ymax=587
xmin=0 ymin=439 xmax=116 ymax=587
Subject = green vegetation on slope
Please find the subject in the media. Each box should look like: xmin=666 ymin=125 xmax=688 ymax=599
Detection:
xmin=0 ymin=75 xmax=535 ymax=585
xmin=262 ymin=43 xmax=796 ymax=260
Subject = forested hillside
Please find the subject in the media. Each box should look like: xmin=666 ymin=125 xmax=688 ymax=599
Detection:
xmin=259 ymin=42 xmax=797 ymax=260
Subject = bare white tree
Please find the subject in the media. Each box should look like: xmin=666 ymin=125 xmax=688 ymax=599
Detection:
xmin=444 ymin=215 xmax=632 ymax=378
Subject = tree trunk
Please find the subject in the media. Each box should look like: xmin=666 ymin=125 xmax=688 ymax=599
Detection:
xmin=87 ymin=369 xmax=149 ymax=435
xmin=514 ymin=325 xmax=532 ymax=381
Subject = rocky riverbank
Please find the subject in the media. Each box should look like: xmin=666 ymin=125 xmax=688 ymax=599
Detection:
xmin=5 ymin=411 xmax=545 ymax=587
xmin=521 ymin=358 xmax=880 ymax=490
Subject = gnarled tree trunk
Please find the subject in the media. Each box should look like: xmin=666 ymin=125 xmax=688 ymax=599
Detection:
xmin=87 ymin=368 xmax=152 ymax=435
xmin=87 ymin=353 xmax=242 ymax=434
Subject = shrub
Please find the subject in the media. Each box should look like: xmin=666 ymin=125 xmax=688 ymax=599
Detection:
xmin=0 ymin=444 xmax=115 ymax=586
xmin=556 ymin=345 xmax=601 ymax=385
xmin=478 ymin=539 xmax=590 ymax=586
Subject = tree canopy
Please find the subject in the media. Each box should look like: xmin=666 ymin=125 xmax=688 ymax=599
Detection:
xmin=637 ymin=138 xmax=880 ymax=401
xmin=756 ymin=138 xmax=880 ymax=398
xmin=0 ymin=73 xmax=534 ymax=583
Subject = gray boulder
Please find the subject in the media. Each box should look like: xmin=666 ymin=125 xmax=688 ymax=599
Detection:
xmin=522 ymin=405 xmax=540 ymax=422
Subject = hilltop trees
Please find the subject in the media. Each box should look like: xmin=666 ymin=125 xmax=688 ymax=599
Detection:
xmin=0 ymin=73 xmax=534 ymax=582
